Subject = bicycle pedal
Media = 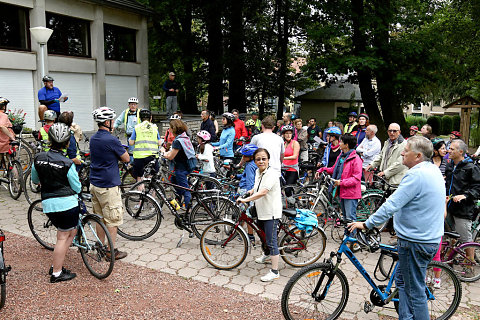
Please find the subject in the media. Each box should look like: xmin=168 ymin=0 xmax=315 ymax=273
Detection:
xmin=364 ymin=301 xmax=374 ymax=313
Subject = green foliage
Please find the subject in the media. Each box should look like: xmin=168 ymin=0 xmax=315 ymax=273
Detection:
xmin=405 ymin=115 xmax=426 ymax=129
xmin=427 ymin=116 xmax=442 ymax=135
xmin=441 ymin=115 xmax=453 ymax=135
xmin=452 ymin=115 xmax=461 ymax=131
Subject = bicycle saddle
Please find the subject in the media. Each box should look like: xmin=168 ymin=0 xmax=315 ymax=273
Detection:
xmin=444 ymin=231 xmax=461 ymax=239
xmin=9 ymin=140 xmax=19 ymax=146
xmin=282 ymin=209 xmax=297 ymax=218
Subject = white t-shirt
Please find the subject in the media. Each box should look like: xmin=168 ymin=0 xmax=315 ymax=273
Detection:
xmin=196 ymin=143 xmax=215 ymax=173
xmin=253 ymin=167 xmax=282 ymax=220
xmin=251 ymin=132 xmax=285 ymax=177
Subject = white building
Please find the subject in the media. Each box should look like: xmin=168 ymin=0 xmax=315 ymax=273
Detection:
xmin=0 ymin=0 xmax=150 ymax=130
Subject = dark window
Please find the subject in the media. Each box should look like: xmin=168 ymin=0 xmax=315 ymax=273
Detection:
xmin=0 ymin=3 xmax=29 ymax=51
xmin=46 ymin=13 xmax=90 ymax=57
xmin=104 ymin=24 xmax=136 ymax=62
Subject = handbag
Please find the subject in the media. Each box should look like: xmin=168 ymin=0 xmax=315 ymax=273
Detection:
xmin=248 ymin=171 xmax=265 ymax=219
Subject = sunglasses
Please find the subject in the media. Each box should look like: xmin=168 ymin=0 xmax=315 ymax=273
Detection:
xmin=388 ymin=130 xmax=399 ymax=133
xmin=255 ymin=157 xmax=268 ymax=162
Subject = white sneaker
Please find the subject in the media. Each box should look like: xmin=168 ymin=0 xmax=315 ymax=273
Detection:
xmin=261 ymin=270 xmax=280 ymax=282
xmin=434 ymin=278 xmax=441 ymax=289
xmin=255 ymin=254 xmax=271 ymax=264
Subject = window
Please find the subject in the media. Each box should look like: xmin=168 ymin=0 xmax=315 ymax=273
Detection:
xmin=0 ymin=3 xmax=29 ymax=51
xmin=46 ymin=13 xmax=90 ymax=57
xmin=104 ymin=24 xmax=136 ymax=62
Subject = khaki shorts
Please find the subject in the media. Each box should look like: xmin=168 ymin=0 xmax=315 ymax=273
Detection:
xmin=90 ymin=185 xmax=124 ymax=227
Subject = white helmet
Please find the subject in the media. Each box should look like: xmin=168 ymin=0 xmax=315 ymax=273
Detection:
xmin=48 ymin=123 xmax=71 ymax=143
xmin=92 ymin=107 xmax=116 ymax=123
xmin=128 ymin=97 xmax=139 ymax=104
xmin=44 ymin=110 xmax=57 ymax=121
xmin=170 ymin=114 xmax=181 ymax=120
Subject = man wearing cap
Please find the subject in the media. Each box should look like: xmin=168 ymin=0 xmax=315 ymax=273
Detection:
xmin=38 ymin=75 xmax=67 ymax=121
xmin=344 ymin=112 xmax=358 ymax=134
xmin=408 ymin=126 xmax=419 ymax=139
xmin=163 ymin=72 xmax=179 ymax=116
xmin=252 ymin=112 xmax=261 ymax=131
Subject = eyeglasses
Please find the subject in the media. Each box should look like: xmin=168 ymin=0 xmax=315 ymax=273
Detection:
xmin=388 ymin=130 xmax=399 ymax=133
xmin=255 ymin=157 xmax=268 ymax=162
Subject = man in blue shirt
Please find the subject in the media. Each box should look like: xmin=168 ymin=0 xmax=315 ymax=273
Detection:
xmin=38 ymin=75 xmax=66 ymax=121
xmin=90 ymin=107 xmax=130 ymax=260
xmin=349 ymin=136 xmax=445 ymax=320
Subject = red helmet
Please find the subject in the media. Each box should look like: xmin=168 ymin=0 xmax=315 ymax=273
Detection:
xmin=409 ymin=126 xmax=419 ymax=132
xmin=451 ymin=131 xmax=461 ymax=138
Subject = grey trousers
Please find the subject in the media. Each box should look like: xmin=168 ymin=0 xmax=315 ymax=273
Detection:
xmin=166 ymin=96 xmax=178 ymax=115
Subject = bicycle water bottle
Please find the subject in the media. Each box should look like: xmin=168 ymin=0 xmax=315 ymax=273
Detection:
xmin=170 ymin=199 xmax=180 ymax=210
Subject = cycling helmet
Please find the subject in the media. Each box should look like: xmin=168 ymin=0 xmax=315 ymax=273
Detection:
xmin=170 ymin=114 xmax=181 ymax=120
xmin=48 ymin=123 xmax=71 ymax=143
xmin=451 ymin=131 xmax=461 ymax=138
xmin=348 ymin=111 xmax=358 ymax=117
xmin=431 ymin=137 xmax=444 ymax=146
xmin=0 ymin=97 xmax=9 ymax=107
xmin=196 ymin=130 xmax=211 ymax=141
xmin=222 ymin=112 xmax=235 ymax=122
xmin=356 ymin=228 xmax=381 ymax=253
xmin=325 ymin=126 xmax=342 ymax=135
xmin=128 ymin=97 xmax=139 ymax=104
xmin=291 ymin=114 xmax=297 ymax=120
xmin=245 ymin=119 xmax=255 ymax=126
xmin=139 ymin=109 xmax=151 ymax=119
xmin=92 ymin=107 xmax=116 ymax=123
xmin=43 ymin=110 xmax=57 ymax=121
xmin=240 ymin=144 xmax=258 ymax=156
xmin=410 ymin=126 xmax=419 ymax=132
xmin=42 ymin=75 xmax=54 ymax=82
xmin=358 ymin=113 xmax=369 ymax=120
xmin=281 ymin=125 xmax=295 ymax=134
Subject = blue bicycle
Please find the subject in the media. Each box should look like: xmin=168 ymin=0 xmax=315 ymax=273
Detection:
xmin=281 ymin=222 xmax=462 ymax=320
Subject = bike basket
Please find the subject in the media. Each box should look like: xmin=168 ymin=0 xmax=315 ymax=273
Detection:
xmin=12 ymin=124 xmax=23 ymax=134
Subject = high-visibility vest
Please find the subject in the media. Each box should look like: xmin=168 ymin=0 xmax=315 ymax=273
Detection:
xmin=345 ymin=121 xmax=358 ymax=134
xmin=132 ymin=121 xmax=159 ymax=159
xmin=39 ymin=127 xmax=50 ymax=151
xmin=123 ymin=108 xmax=141 ymax=136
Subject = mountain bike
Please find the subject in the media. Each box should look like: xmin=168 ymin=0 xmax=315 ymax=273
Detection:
xmin=281 ymin=222 xmax=462 ymax=320
xmin=0 ymin=229 xmax=11 ymax=310
xmin=0 ymin=141 xmax=23 ymax=199
xmin=27 ymin=195 xmax=115 ymax=279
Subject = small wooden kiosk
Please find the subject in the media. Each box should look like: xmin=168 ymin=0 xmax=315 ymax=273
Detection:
xmin=443 ymin=96 xmax=480 ymax=145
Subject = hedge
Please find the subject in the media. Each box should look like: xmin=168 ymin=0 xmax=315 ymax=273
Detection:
xmin=441 ymin=115 xmax=453 ymax=135
xmin=427 ymin=116 xmax=442 ymax=135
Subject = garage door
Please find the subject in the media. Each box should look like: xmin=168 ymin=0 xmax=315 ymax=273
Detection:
xmin=50 ymin=72 xmax=94 ymax=131
xmin=106 ymin=75 xmax=138 ymax=117
xmin=0 ymin=69 xmax=36 ymax=129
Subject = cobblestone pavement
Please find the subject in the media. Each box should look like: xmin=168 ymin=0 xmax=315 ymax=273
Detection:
xmin=1 ymin=187 xmax=479 ymax=319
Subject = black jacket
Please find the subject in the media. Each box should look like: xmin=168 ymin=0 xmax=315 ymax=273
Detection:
xmin=445 ymin=158 xmax=480 ymax=220
xmin=200 ymin=118 xmax=217 ymax=141
xmin=34 ymin=150 xmax=76 ymax=200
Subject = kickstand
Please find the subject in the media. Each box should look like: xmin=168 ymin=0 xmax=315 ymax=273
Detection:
xmin=176 ymin=231 xmax=185 ymax=248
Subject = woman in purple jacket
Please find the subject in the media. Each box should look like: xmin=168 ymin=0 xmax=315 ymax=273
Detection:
xmin=316 ymin=134 xmax=363 ymax=236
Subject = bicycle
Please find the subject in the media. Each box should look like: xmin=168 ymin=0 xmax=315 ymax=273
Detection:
xmin=0 ymin=229 xmax=11 ymax=310
xmin=12 ymin=122 xmax=35 ymax=174
xmin=281 ymin=222 xmax=462 ymax=320
xmin=27 ymin=195 xmax=115 ymax=279
xmin=0 ymin=141 xmax=23 ymax=199
xmin=199 ymin=206 xmax=327 ymax=270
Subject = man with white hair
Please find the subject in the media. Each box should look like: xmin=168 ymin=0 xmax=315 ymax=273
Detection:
xmin=356 ymin=124 xmax=381 ymax=182
xmin=349 ymin=136 xmax=445 ymax=320
xmin=366 ymin=123 xmax=407 ymax=186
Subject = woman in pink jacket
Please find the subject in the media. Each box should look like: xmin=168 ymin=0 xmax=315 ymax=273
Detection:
xmin=315 ymin=134 xmax=363 ymax=235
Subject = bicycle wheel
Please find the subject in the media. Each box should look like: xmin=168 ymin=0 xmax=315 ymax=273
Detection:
xmin=191 ymin=175 xmax=223 ymax=192
xmin=17 ymin=140 xmax=33 ymax=174
xmin=420 ymin=261 xmax=462 ymax=320
xmin=200 ymin=221 xmax=248 ymax=270
xmin=0 ymin=284 xmax=4 ymax=310
xmin=280 ymin=226 xmax=327 ymax=267
xmin=189 ymin=196 xmax=239 ymax=239
xmin=289 ymin=193 xmax=327 ymax=227
xmin=449 ymin=243 xmax=480 ymax=282
xmin=356 ymin=193 xmax=383 ymax=221
xmin=120 ymin=169 xmax=137 ymax=193
xmin=118 ymin=191 xmax=162 ymax=241
xmin=0 ymin=242 xmax=6 ymax=310
xmin=330 ymin=221 xmax=344 ymax=244
xmin=281 ymin=263 xmax=349 ymax=320
xmin=27 ymin=200 xmax=55 ymax=251
xmin=79 ymin=215 xmax=115 ymax=279
xmin=23 ymin=169 xmax=41 ymax=205
xmin=8 ymin=160 xmax=23 ymax=199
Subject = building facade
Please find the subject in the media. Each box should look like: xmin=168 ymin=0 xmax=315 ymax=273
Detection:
xmin=0 ymin=0 xmax=150 ymax=130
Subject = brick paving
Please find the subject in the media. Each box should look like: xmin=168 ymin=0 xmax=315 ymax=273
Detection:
xmin=0 ymin=187 xmax=479 ymax=319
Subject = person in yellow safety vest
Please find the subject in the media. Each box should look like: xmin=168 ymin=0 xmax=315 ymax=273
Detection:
xmin=129 ymin=109 xmax=161 ymax=187
xmin=58 ymin=111 xmax=83 ymax=171
xmin=113 ymin=97 xmax=141 ymax=162
xmin=38 ymin=110 xmax=57 ymax=151
xmin=344 ymin=111 xmax=359 ymax=134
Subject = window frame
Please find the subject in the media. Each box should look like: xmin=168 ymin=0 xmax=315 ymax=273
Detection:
xmin=104 ymin=23 xmax=137 ymax=62
xmin=46 ymin=12 xmax=91 ymax=58
xmin=0 ymin=3 xmax=31 ymax=52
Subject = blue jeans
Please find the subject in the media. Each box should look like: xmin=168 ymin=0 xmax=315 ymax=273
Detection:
xmin=340 ymin=198 xmax=358 ymax=236
xmin=259 ymin=219 xmax=279 ymax=256
xmin=396 ymin=238 xmax=439 ymax=320
xmin=172 ymin=168 xmax=191 ymax=207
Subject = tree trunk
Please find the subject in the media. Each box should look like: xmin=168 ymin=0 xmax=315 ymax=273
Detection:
xmin=179 ymin=2 xmax=197 ymax=114
xmin=227 ymin=0 xmax=247 ymax=113
xmin=275 ymin=0 xmax=289 ymax=121
xmin=203 ymin=0 xmax=224 ymax=115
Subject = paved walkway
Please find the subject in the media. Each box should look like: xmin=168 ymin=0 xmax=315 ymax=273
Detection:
xmin=1 ymin=187 xmax=479 ymax=319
